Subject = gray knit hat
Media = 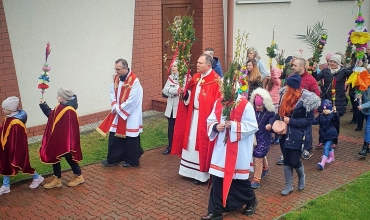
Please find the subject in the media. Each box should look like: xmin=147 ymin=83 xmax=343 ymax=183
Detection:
xmin=2 ymin=96 xmax=19 ymax=111
xmin=330 ymin=54 xmax=342 ymax=65
xmin=57 ymin=87 xmax=74 ymax=101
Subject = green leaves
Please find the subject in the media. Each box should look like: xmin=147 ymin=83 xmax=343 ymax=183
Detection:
xmin=296 ymin=21 xmax=327 ymax=53
xmin=167 ymin=13 xmax=197 ymax=88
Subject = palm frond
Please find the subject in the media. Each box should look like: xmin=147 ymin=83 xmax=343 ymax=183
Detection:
xmin=296 ymin=21 xmax=327 ymax=52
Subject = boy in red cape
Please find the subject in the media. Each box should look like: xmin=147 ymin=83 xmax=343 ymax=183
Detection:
xmin=201 ymin=91 xmax=259 ymax=219
xmin=0 ymin=96 xmax=44 ymax=195
xmin=39 ymin=87 xmax=84 ymax=188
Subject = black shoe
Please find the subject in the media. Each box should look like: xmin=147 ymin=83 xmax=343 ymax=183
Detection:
xmin=355 ymin=127 xmax=362 ymax=131
xmin=194 ymin=180 xmax=207 ymax=185
xmin=162 ymin=147 xmax=171 ymax=155
xmin=200 ymin=213 xmax=223 ymax=220
xmin=102 ymin=160 xmax=118 ymax=167
xmin=359 ymin=142 xmax=369 ymax=156
xmin=122 ymin=162 xmax=132 ymax=167
xmin=243 ymin=199 xmax=258 ymax=216
xmin=350 ymin=121 xmax=358 ymax=124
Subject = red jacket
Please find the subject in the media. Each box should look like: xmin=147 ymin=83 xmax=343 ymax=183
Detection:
xmin=300 ymin=71 xmax=320 ymax=96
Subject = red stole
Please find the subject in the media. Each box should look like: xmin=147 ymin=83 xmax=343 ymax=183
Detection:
xmin=0 ymin=117 xmax=35 ymax=175
xmin=214 ymin=97 xmax=248 ymax=207
xmin=39 ymin=104 xmax=82 ymax=164
xmin=171 ymin=70 xmax=221 ymax=172
xmin=97 ymin=72 xmax=137 ymax=138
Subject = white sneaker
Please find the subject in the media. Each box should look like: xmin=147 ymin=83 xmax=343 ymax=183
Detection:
xmin=29 ymin=176 xmax=44 ymax=189
xmin=0 ymin=186 xmax=10 ymax=195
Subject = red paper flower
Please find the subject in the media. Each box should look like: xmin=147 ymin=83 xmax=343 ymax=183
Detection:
xmin=38 ymin=83 xmax=49 ymax=89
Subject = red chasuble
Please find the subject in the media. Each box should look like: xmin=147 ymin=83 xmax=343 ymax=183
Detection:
xmin=39 ymin=104 xmax=82 ymax=164
xmin=0 ymin=117 xmax=35 ymax=175
xmin=97 ymin=72 xmax=137 ymax=138
xmin=214 ymin=97 xmax=248 ymax=207
xmin=171 ymin=70 xmax=221 ymax=172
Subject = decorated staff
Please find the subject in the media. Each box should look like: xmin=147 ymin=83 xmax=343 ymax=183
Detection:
xmin=165 ymin=14 xmax=197 ymax=98
xmin=332 ymin=78 xmax=336 ymax=106
xmin=38 ymin=42 xmax=51 ymax=99
xmin=266 ymin=29 xmax=279 ymax=68
xmin=167 ymin=12 xmax=199 ymax=156
xmin=224 ymin=31 xmax=249 ymax=143
xmin=346 ymin=0 xmax=370 ymax=102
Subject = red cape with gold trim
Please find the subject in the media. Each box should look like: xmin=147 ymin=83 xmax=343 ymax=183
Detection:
xmin=39 ymin=104 xmax=82 ymax=164
xmin=0 ymin=117 xmax=35 ymax=175
xmin=171 ymin=70 xmax=221 ymax=172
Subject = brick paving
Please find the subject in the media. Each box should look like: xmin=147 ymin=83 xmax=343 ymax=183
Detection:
xmin=1 ymin=107 xmax=370 ymax=220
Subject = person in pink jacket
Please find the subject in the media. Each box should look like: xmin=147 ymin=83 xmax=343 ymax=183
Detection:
xmin=265 ymin=67 xmax=282 ymax=144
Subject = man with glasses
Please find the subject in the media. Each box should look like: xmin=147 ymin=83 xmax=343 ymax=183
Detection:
xmin=97 ymin=59 xmax=144 ymax=168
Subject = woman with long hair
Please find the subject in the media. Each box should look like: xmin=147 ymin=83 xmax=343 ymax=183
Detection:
xmin=246 ymin=59 xmax=263 ymax=100
xmin=247 ymin=47 xmax=268 ymax=79
xmin=267 ymin=74 xmax=320 ymax=196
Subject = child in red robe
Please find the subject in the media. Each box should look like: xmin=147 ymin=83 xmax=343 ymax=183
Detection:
xmin=39 ymin=87 xmax=84 ymax=188
xmin=0 ymin=96 xmax=44 ymax=195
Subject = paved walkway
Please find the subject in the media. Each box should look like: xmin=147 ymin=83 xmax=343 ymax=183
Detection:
xmin=1 ymin=107 xmax=370 ymax=220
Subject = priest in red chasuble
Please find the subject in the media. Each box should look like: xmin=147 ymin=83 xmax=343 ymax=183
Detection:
xmin=0 ymin=96 xmax=44 ymax=195
xmin=200 ymin=92 xmax=259 ymax=219
xmin=39 ymin=88 xmax=84 ymax=189
xmin=174 ymin=54 xmax=221 ymax=184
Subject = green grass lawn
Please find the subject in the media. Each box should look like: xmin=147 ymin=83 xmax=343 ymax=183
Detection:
xmin=2 ymin=115 xmax=168 ymax=183
xmin=282 ymin=171 xmax=370 ymax=220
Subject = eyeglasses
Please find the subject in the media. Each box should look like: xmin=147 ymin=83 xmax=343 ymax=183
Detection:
xmin=114 ymin=68 xmax=123 ymax=71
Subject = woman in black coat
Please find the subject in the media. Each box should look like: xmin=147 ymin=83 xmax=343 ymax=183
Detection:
xmin=312 ymin=54 xmax=352 ymax=147
xmin=267 ymin=74 xmax=321 ymax=196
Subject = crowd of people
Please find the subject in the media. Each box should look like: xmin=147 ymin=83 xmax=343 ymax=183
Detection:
xmin=1 ymin=45 xmax=370 ymax=219
xmin=160 ymin=47 xmax=370 ymax=219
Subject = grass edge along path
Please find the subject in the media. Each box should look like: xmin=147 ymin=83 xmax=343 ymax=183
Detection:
xmin=277 ymin=171 xmax=370 ymax=220
xmin=1 ymin=115 xmax=168 ymax=184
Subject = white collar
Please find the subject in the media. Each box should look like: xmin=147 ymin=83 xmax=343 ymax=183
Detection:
xmin=201 ymin=68 xmax=212 ymax=77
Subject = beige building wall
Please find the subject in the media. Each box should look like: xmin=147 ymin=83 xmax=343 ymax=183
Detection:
xmin=3 ymin=0 xmax=135 ymax=127
xmin=233 ymin=0 xmax=370 ymax=67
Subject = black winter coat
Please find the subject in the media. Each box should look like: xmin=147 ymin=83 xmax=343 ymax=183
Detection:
xmin=312 ymin=67 xmax=352 ymax=116
xmin=312 ymin=112 xmax=339 ymax=140
xmin=269 ymin=89 xmax=321 ymax=151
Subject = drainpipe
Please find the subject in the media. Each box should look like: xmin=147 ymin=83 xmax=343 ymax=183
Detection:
xmin=226 ymin=0 xmax=234 ymax=69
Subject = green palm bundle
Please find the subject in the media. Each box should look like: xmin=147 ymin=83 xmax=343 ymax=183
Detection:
xmin=296 ymin=21 xmax=327 ymax=52
xmin=296 ymin=21 xmax=327 ymax=70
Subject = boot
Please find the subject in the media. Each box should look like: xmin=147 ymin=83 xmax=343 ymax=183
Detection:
xmin=359 ymin=142 xmax=369 ymax=156
xmin=326 ymin=150 xmax=335 ymax=163
xmin=44 ymin=176 xmax=62 ymax=189
xmin=317 ymin=156 xmax=327 ymax=170
xmin=162 ymin=147 xmax=171 ymax=155
xmin=67 ymin=175 xmax=84 ymax=187
xmin=281 ymin=166 xmax=293 ymax=196
xmin=294 ymin=165 xmax=305 ymax=191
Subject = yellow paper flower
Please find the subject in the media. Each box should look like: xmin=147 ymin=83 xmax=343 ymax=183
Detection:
xmin=240 ymin=84 xmax=248 ymax=92
xmin=347 ymin=71 xmax=361 ymax=87
xmin=350 ymin=32 xmax=370 ymax=45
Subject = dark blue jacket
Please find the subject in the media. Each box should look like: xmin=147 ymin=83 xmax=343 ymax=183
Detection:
xmin=212 ymin=57 xmax=223 ymax=77
xmin=312 ymin=112 xmax=339 ymax=140
xmin=269 ymin=88 xmax=321 ymax=151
